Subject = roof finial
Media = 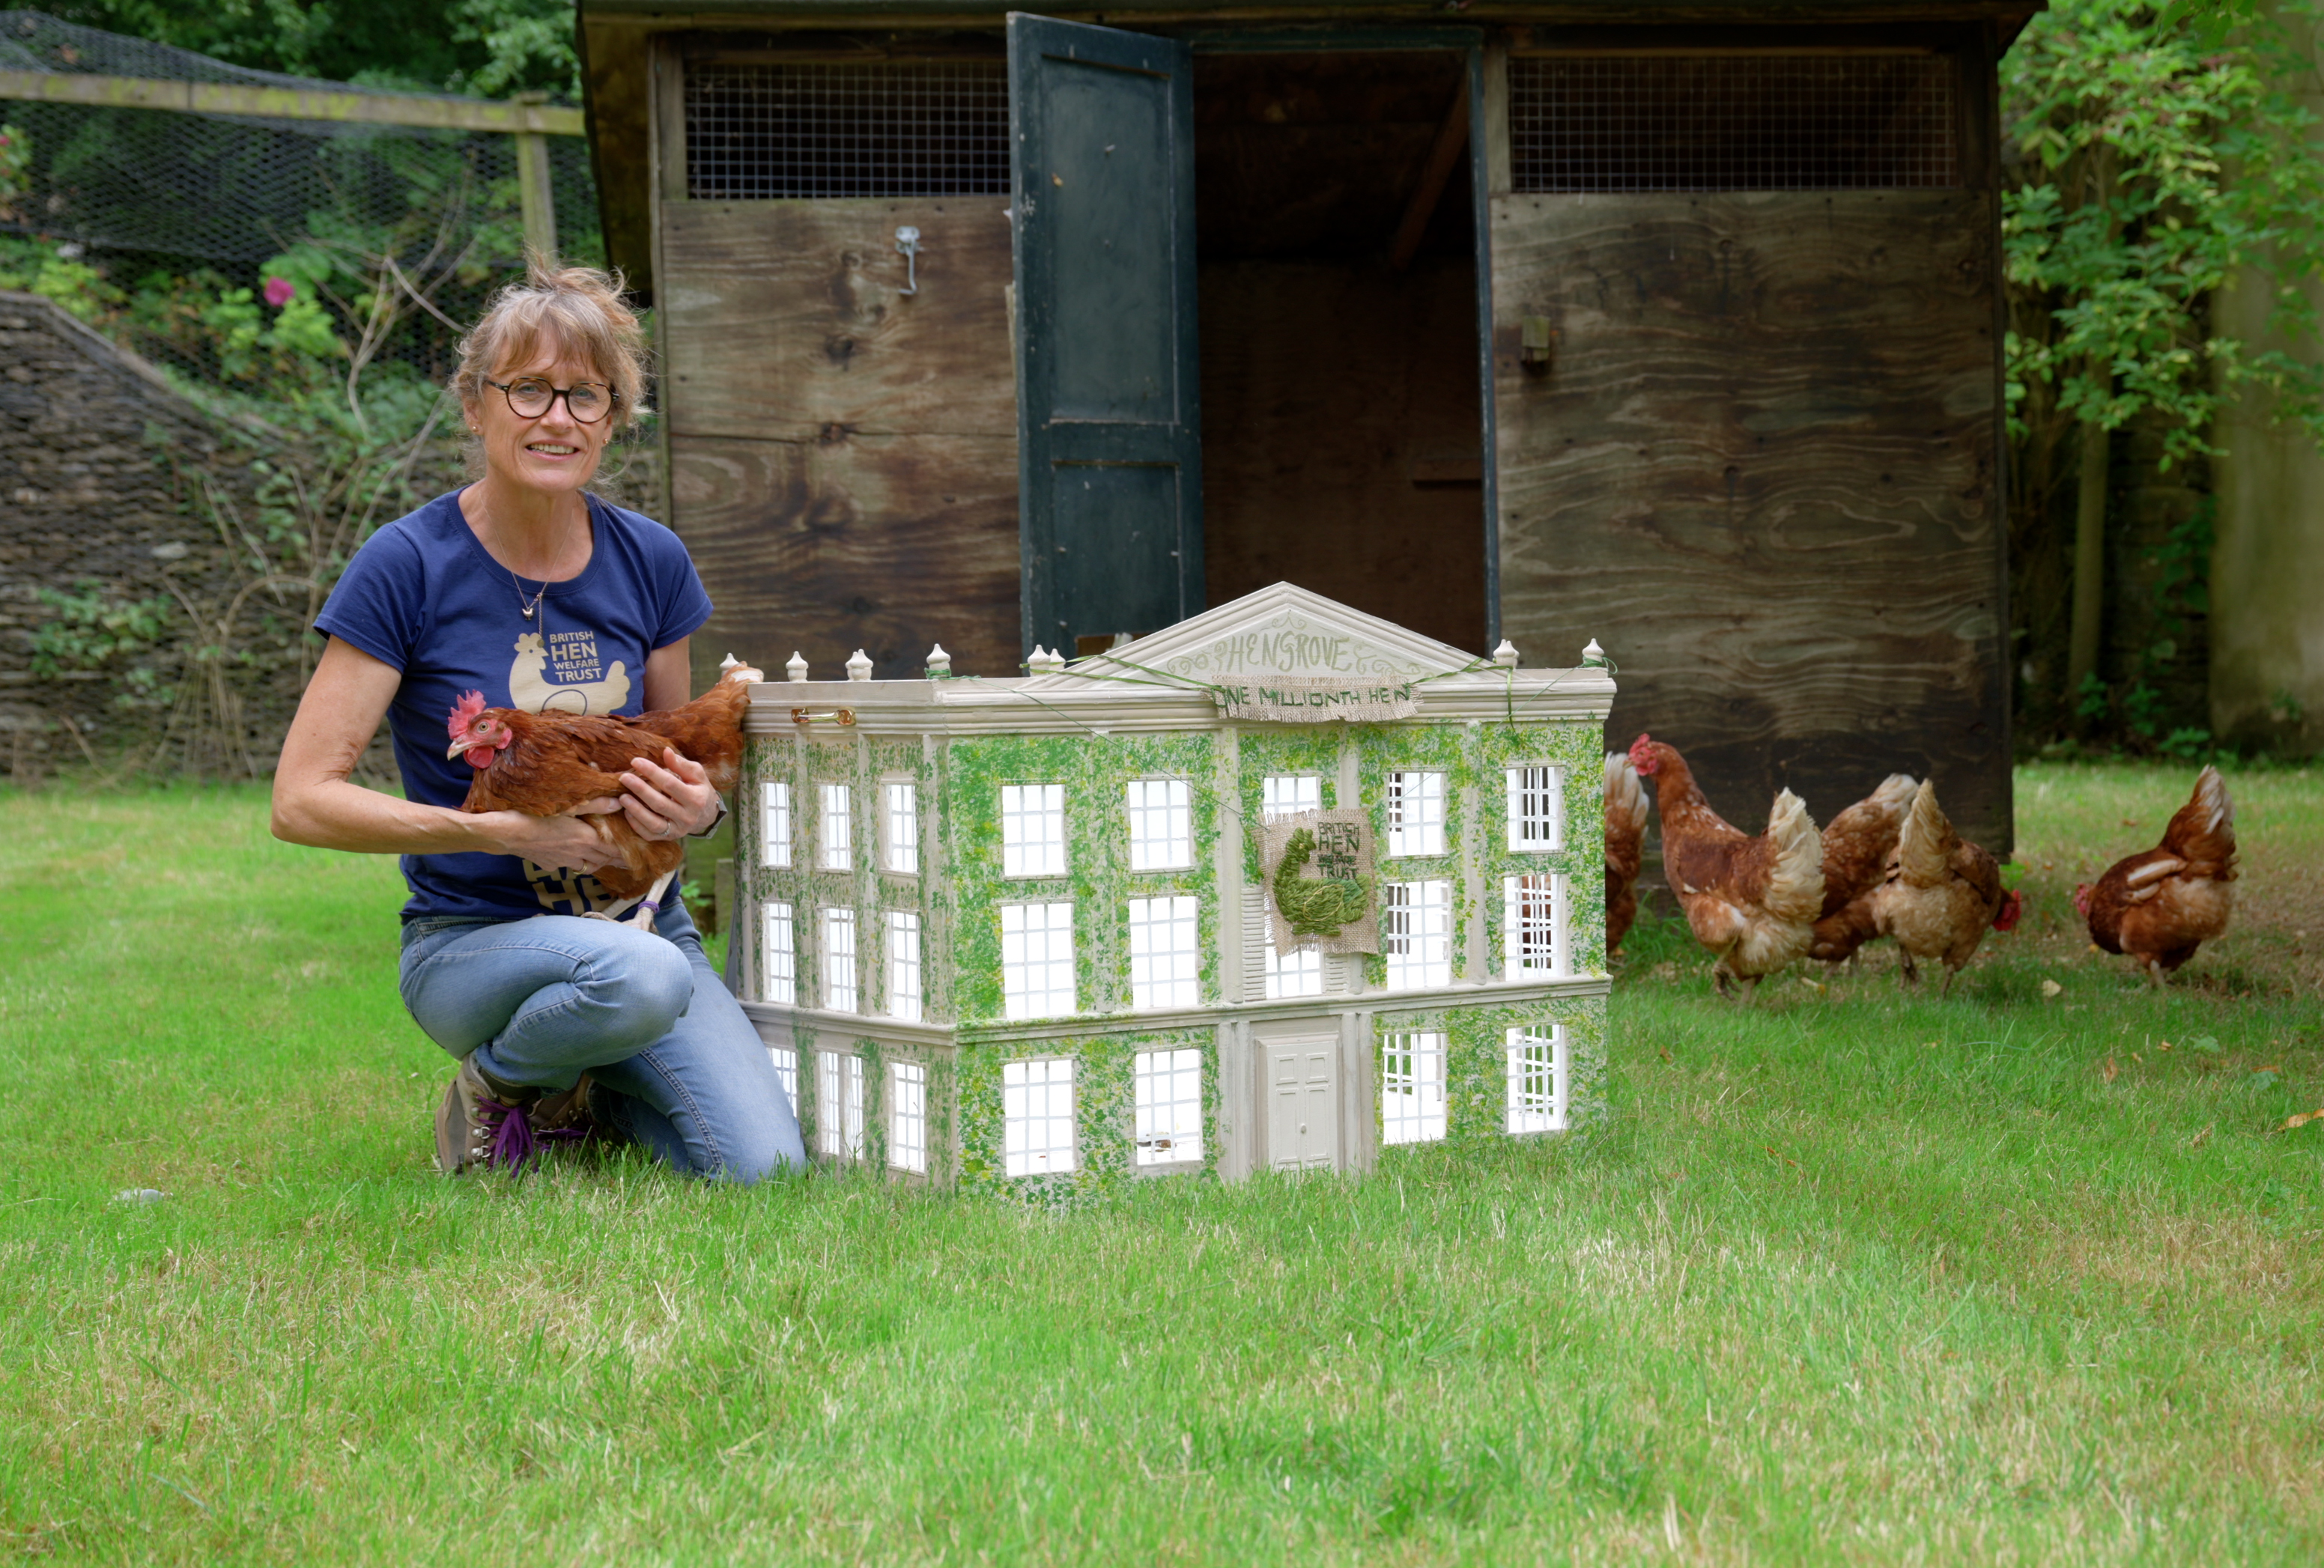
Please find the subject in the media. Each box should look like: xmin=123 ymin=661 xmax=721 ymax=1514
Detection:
xmin=1491 ymin=638 xmax=1519 ymax=669
xmin=1028 ymin=645 xmax=1066 ymax=674
xmin=846 ymin=648 xmax=874 ymax=682
xmin=786 ymin=651 xmax=809 ymax=683
xmin=925 ymin=642 xmax=952 ymax=678
xmin=1582 ymin=638 xmax=1607 ymax=669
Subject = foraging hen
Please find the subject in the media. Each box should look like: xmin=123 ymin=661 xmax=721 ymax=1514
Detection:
xmin=1627 ymin=735 xmax=1824 ymax=1000
xmin=2075 ymin=766 xmax=2237 ymax=985
xmin=1867 ymin=780 xmax=2020 ymax=994
xmin=1807 ymin=772 xmax=1919 ymax=965
xmin=446 ymin=658 xmax=760 ymax=925
xmin=1603 ymin=750 xmax=1652 ymax=954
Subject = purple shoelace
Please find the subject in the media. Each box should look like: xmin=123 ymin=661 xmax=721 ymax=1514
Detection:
xmin=479 ymin=1098 xmax=539 ymax=1171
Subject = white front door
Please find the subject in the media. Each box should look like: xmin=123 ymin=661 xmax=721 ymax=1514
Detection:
xmin=1268 ymin=1042 xmax=1338 ymax=1172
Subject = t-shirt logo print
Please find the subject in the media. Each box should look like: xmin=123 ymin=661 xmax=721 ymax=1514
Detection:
xmin=509 ymin=630 xmax=631 ymax=715
xmin=503 ymin=629 xmax=636 ymax=917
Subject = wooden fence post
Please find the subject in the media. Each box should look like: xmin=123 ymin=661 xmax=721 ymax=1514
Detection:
xmin=512 ymin=91 xmax=557 ymax=264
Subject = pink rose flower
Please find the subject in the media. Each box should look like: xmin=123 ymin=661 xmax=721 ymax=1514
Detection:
xmin=263 ymin=276 xmax=296 ymax=308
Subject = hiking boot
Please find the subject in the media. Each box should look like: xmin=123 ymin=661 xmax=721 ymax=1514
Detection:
xmin=434 ymin=1056 xmax=543 ymax=1176
xmin=531 ymin=1073 xmax=619 ymax=1152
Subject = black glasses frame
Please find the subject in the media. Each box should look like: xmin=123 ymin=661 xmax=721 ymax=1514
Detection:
xmin=485 ymin=377 xmax=620 ymax=425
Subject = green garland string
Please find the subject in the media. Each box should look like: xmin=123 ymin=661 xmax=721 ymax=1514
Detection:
xmin=1270 ymin=827 xmax=1371 ymax=938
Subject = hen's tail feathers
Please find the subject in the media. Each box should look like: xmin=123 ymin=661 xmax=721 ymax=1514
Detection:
xmin=1869 ymin=772 xmax=1919 ymax=824
xmin=1603 ymin=752 xmax=1651 ymax=834
xmin=1896 ymin=779 xmax=1959 ymax=888
xmin=1763 ymin=788 xmax=1826 ymax=924
xmin=2165 ymin=765 xmax=2238 ymax=873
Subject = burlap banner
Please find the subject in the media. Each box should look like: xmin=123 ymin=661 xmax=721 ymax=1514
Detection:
xmin=1260 ymin=808 xmax=1379 ymax=955
xmin=1212 ymin=677 xmax=1419 ymax=723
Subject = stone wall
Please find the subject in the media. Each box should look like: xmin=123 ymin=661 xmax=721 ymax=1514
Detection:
xmin=0 ymin=290 xmax=268 ymax=782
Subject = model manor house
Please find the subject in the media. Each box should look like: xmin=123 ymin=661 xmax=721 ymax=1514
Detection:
xmin=729 ymin=586 xmax=1614 ymax=1197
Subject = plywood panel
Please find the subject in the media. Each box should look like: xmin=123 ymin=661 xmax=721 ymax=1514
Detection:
xmin=660 ymin=198 xmax=1016 ymax=440
xmin=670 ymin=432 xmax=1020 ymax=687
xmin=1490 ymin=189 xmax=2009 ymax=848
xmin=1201 ymin=254 xmax=1486 ymax=654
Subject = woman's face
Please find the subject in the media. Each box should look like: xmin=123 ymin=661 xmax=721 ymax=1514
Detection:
xmin=466 ymin=338 xmax=616 ymax=500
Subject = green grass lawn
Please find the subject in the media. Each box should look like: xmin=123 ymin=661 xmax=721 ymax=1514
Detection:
xmin=1 ymin=764 xmax=2320 ymax=1564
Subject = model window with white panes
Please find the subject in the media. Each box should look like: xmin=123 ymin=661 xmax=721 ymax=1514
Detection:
xmin=886 ymin=910 xmax=922 ymax=1021
xmin=1003 ymin=1058 xmax=1076 ymax=1176
xmin=760 ymin=781 xmax=791 ymax=867
xmin=1126 ymin=779 xmax=1192 ymax=869
xmin=819 ymin=783 xmax=852 ymax=871
xmin=1001 ymin=784 xmax=1066 ymax=878
xmin=884 ymin=780 xmax=918 ymax=873
xmin=890 ymin=1061 xmax=927 ymax=1173
xmin=819 ymin=1051 xmax=864 ymax=1159
xmin=1134 ymin=1048 xmax=1203 ymax=1165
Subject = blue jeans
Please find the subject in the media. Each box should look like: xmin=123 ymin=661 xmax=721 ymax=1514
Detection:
xmin=398 ymin=902 xmax=805 ymax=1183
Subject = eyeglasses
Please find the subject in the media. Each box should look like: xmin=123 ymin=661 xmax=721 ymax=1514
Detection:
xmin=486 ymin=377 xmax=618 ymax=425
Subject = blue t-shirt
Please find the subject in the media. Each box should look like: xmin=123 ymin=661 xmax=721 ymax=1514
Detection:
xmin=315 ymin=489 xmax=715 ymax=924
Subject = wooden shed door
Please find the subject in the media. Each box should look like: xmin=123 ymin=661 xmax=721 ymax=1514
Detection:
xmin=1007 ymin=15 xmax=1204 ymax=657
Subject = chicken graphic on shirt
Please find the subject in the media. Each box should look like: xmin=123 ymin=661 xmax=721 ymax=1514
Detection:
xmin=508 ymin=630 xmax=631 ymax=715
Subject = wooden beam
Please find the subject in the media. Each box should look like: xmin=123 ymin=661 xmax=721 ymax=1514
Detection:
xmin=1388 ymin=74 xmax=1470 ymax=272
xmin=512 ymin=94 xmax=559 ymax=261
xmin=0 ymin=68 xmax=586 ymax=135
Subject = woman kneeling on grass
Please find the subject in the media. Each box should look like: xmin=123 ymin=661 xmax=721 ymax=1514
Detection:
xmin=270 ymin=261 xmax=805 ymax=1182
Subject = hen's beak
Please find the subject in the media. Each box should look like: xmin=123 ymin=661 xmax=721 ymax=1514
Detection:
xmin=446 ymin=736 xmax=473 ymax=759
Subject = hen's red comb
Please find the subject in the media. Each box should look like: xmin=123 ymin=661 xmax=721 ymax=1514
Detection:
xmin=447 ymin=690 xmax=488 ymax=738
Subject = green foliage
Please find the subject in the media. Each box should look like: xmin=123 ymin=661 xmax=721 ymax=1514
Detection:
xmin=1270 ymin=827 xmax=1371 ymax=938
xmin=0 ymin=122 xmax=30 ymax=222
xmin=25 ymin=584 xmax=175 ymax=701
xmin=44 ymin=0 xmax=583 ymax=100
xmin=2003 ymin=0 xmax=2324 ymax=463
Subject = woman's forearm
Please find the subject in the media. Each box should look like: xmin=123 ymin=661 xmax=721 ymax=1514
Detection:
xmin=272 ymin=636 xmax=527 ymax=859
xmin=271 ymin=774 xmax=519 ymax=857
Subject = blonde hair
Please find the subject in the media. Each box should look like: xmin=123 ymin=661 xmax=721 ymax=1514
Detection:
xmin=452 ymin=258 xmax=649 ymax=431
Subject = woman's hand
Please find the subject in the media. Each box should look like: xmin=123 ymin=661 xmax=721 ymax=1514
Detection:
xmin=616 ymin=747 xmax=720 ymax=844
xmin=482 ymin=800 xmax=630 ymax=872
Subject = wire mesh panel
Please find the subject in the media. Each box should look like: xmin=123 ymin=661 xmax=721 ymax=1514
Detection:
xmin=0 ymin=12 xmax=598 ymax=389
xmin=685 ymin=61 xmax=1010 ymax=200
xmin=1509 ymin=55 xmax=1959 ymax=192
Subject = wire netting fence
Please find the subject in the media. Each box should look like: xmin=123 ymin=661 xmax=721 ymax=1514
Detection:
xmin=0 ymin=8 xmax=600 ymax=393
xmin=0 ymin=11 xmax=643 ymax=783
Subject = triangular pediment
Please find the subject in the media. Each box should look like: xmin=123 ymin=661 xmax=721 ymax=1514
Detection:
xmin=1067 ymin=583 xmax=1479 ymax=685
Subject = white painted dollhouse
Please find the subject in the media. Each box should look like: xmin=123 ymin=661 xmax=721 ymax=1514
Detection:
xmin=730 ymin=584 xmax=1614 ymax=1199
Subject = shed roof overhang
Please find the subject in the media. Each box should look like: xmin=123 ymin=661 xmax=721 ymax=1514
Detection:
xmin=579 ymin=0 xmax=2042 ymax=298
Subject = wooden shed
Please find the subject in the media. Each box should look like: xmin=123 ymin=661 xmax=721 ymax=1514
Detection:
xmin=580 ymin=0 xmax=2034 ymax=850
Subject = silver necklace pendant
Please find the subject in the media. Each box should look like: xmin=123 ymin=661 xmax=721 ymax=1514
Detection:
xmin=522 ymin=605 xmax=535 ymax=619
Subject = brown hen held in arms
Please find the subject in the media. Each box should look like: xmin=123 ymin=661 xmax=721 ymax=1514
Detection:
xmin=446 ymin=660 xmax=760 ymax=908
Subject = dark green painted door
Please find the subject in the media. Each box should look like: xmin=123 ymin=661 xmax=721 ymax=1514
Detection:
xmin=1008 ymin=13 xmax=1203 ymax=658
